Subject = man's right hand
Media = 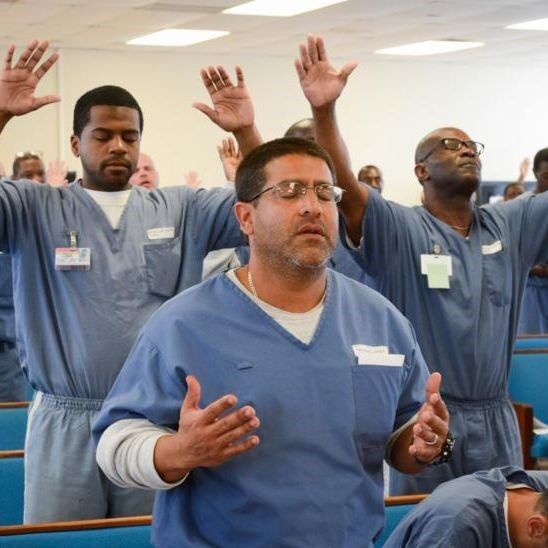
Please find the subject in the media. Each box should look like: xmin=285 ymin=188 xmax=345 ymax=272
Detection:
xmin=154 ymin=375 xmax=260 ymax=483
xmin=0 ymin=40 xmax=60 ymax=117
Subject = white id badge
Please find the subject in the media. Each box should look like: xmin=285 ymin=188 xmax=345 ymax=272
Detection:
xmin=420 ymin=254 xmax=452 ymax=289
xmin=55 ymin=248 xmax=91 ymax=271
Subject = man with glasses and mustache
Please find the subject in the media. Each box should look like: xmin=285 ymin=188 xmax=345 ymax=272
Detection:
xmin=295 ymin=34 xmax=548 ymax=496
xmin=94 ymin=137 xmax=451 ymax=547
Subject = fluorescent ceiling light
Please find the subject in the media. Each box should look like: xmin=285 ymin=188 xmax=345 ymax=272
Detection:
xmin=127 ymin=29 xmax=229 ymax=47
xmin=506 ymin=18 xmax=548 ymax=31
xmin=224 ymin=0 xmax=348 ymax=17
xmin=376 ymin=40 xmax=483 ymax=56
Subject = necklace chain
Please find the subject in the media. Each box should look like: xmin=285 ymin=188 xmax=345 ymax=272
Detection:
xmin=449 ymin=223 xmax=472 ymax=232
xmin=247 ymin=268 xmax=258 ymax=298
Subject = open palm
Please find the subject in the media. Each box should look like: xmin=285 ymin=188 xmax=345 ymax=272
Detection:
xmin=0 ymin=40 xmax=59 ymax=116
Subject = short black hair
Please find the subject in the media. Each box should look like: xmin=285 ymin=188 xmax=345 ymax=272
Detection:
xmin=357 ymin=164 xmax=382 ymax=181
xmin=533 ymin=148 xmax=548 ymax=172
xmin=12 ymin=152 xmax=43 ymax=178
xmin=503 ymin=182 xmax=524 ymax=199
xmin=235 ymin=137 xmax=336 ymax=203
xmin=73 ymin=85 xmax=143 ymax=137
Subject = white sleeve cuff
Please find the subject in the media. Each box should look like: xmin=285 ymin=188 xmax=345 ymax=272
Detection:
xmin=96 ymin=418 xmax=188 ymax=490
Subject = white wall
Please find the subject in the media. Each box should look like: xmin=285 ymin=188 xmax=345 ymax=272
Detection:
xmin=0 ymin=47 xmax=545 ymax=205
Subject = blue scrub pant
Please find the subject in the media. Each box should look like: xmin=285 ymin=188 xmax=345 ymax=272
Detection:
xmin=24 ymin=392 xmax=155 ymax=524
xmin=389 ymin=394 xmax=522 ymax=495
xmin=0 ymin=346 xmax=29 ymax=402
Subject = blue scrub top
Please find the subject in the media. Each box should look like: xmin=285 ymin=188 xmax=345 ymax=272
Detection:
xmin=94 ymin=270 xmax=429 ymax=547
xmin=0 ymin=180 xmax=242 ymax=398
xmin=0 ymin=252 xmax=15 ymax=345
xmin=353 ymin=189 xmax=548 ymax=400
xmin=517 ymin=275 xmax=548 ymax=334
xmin=384 ymin=466 xmax=548 ymax=547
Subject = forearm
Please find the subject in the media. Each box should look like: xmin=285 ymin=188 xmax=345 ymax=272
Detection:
xmin=96 ymin=419 xmax=187 ymax=490
xmin=153 ymin=433 xmax=192 ymax=484
xmin=0 ymin=111 xmax=13 ymax=136
xmin=233 ymin=124 xmax=262 ymax=156
xmin=312 ymin=104 xmax=368 ymax=243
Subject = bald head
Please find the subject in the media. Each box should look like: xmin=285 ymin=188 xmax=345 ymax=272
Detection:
xmin=415 ymin=127 xmax=464 ymax=164
xmin=129 ymin=153 xmax=159 ymax=189
xmin=284 ymin=118 xmax=315 ymax=142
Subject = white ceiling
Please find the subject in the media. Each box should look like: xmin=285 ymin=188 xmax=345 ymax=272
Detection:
xmin=1 ymin=0 xmax=548 ymax=65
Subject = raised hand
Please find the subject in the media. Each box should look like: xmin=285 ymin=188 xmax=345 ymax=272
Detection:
xmin=193 ymin=65 xmax=254 ymax=133
xmin=46 ymin=159 xmax=68 ymax=187
xmin=217 ymin=137 xmax=242 ymax=182
xmin=295 ymin=34 xmax=357 ymax=109
xmin=0 ymin=40 xmax=60 ymax=116
xmin=409 ymin=372 xmax=450 ymax=464
xmin=183 ymin=170 xmax=202 ymax=189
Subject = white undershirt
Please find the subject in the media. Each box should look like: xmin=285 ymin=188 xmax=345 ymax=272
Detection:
xmin=225 ymin=269 xmax=324 ymax=344
xmin=84 ymin=188 xmax=132 ymax=229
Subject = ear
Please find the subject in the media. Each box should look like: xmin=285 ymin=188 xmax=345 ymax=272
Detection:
xmin=233 ymin=202 xmax=255 ymax=237
xmin=527 ymin=515 xmax=546 ymax=538
xmin=70 ymin=134 xmax=80 ymax=158
xmin=414 ymin=162 xmax=429 ymax=186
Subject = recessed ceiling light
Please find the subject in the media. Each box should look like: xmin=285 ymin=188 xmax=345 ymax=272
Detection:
xmin=127 ymin=29 xmax=229 ymax=47
xmin=223 ymin=0 xmax=348 ymax=17
xmin=375 ymin=40 xmax=483 ymax=56
xmin=506 ymin=18 xmax=548 ymax=31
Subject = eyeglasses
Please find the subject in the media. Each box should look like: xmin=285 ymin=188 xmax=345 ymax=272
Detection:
xmin=14 ymin=150 xmax=43 ymax=159
xmin=418 ymin=138 xmax=485 ymax=163
xmin=248 ymin=181 xmax=345 ymax=203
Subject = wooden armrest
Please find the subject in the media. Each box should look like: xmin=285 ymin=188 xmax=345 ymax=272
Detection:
xmin=513 ymin=401 xmax=534 ymax=469
xmin=0 ymin=450 xmax=24 ymax=459
xmin=384 ymin=494 xmax=427 ymax=506
xmin=0 ymin=515 xmax=152 ymax=536
xmin=0 ymin=402 xmax=29 ymax=409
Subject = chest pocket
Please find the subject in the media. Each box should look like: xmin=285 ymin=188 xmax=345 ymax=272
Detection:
xmin=482 ymin=248 xmax=511 ymax=307
xmin=143 ymin=238 xmax=182 ymax=298
xmin=351 ymin=364 xmax=404 ymax=450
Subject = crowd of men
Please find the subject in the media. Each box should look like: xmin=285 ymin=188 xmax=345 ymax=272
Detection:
xmin=0 ymin=36 xmax=546 ymax=547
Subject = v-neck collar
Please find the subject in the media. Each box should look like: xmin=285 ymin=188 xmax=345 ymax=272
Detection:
xmin=223 ymin=269 xmax=333 ymax=350
xmin=419 ymin=204 xmax=478 ymax=243
xmin=72 ymin=181 xmax=138 ymax=250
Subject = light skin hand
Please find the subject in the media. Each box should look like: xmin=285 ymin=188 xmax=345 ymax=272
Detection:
xmin=46 ymin=159 xmax=68 ymax=187
xmin=0 ymin=40 xmax=60 ymax=121
xmin=409 ymin=372 xmax=450 ymax=463
xmin=294 ymin=34 xmax=357 ymax=110
xmin=154 ymin=375 xmax=260 ymax=483
xmin=183 ymin=170 xmax=201 ymax=189
xmin=217 ymin=137 xmax=242 ymax=182
xmin=193 ymin=65 xmax=254 ymax=133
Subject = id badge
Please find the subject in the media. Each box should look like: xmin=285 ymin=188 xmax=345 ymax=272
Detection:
xmin=55 ymin=247 xmax=91 ymax=271
xmin=420 ymin=254 xmax=452 ymax=289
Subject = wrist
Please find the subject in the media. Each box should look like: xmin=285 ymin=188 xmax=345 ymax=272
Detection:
xmin=414 ymin=431 xmax=455 ymax=467
xmin=153 ymin=433 xmax=192 ymax=483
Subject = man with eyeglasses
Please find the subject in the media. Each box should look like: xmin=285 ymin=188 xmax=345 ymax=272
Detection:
xmin=295 ymin=35 xmax=548 ymax=496
xmin=94 ymin=137 xmax=451 ymax=547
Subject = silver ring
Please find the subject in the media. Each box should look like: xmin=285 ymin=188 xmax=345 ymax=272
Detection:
xmin=424 ymin=433 xmax=439 ymax=446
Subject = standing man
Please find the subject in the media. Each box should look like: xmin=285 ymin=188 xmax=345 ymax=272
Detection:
xmin=0 ymin=40 xmax=257 ymax=522
xmin=94 ymin=137 xmax=451 ymax=547
xmin=295 ymin=35 xmax=548 ymax=494
xmin=129 ymin=152 xmax=159 ymax=189
xmin=357 ymin=164 xmax=384 ymax=194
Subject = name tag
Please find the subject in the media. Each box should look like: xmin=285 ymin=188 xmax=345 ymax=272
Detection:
xmin=420 ymin=254 xmax=452 ymax=289
xmin=55 ymin=248 xmax=91 ymax=271
xmin=357 ymin=353 xmax=405 ymax=367
xmin=147 ymin=227 xmax=175 ymax=240
xmin=482 ymin=240 xmax=502 ymax=255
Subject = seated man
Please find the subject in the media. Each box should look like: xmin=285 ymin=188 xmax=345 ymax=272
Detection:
xmin=385 ymin=466 xmax=548 ymax=547
xmin=94 ymin=137 xmax=452 ymax=547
